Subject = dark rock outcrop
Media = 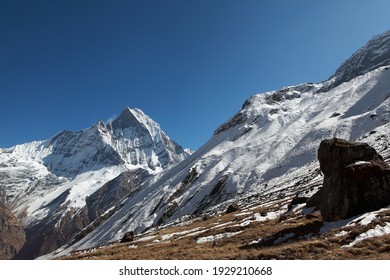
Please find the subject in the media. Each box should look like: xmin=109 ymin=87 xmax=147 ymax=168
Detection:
xmin=214 ymin=113 xmax=246 ymax=135
xmin=226 ymin=203 xmax=240 ymax=214
xmin=86 ymin=168 xmax=151 ymax=222
xmin=15 ymin=169 xmax=151 ymax=259
xmin=120 ymin=231 xmax=134 ymax=243
xmin=317 ymin=138 xmax=390 ymax=221
xmin=15 ymin=206 xmax=90 ymax=260
xmin=0 ymin=199 xmax=25 ymax=259
xmin=287 ymin=196 xmax=308 ymax=211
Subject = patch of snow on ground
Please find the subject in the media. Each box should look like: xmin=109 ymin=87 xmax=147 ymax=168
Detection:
xmin=249 ymin=239 xmax=261 ymax=245
xmin=343 ymin=222 xmax=390 ymax=247
xmin=178 ymin=229 xmax=210 ymax=239
xmin=237 ymin=208 xmax=286 ymax=227
xmin=160 ymin=227 xmax=205 ymax=240
xmin=336 ymin=230 xmax=349 ymax=237
xmin=211 ymin=221 xmax=234 ymax=229
xmin=234 ymin=211 xmax=253 ymax=217
xmin=196 ymin=231 xmax=243 ymax=244
xmin=133 ymin=235 xmax=157 ymax=243
xmin=290 ymin=203 xmax=307 ymax=213
xmin=343 ymin=206 xmax=389 ymax=228
xmin=358 ymin=213 xmax=379 ymax=226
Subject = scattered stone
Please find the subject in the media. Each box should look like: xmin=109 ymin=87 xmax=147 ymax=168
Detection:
xmin=120 ymin=231 xmax=134 ymax=243
xmin=226 ymin=203 xmax=240 ymax=214
xmin=331 ymin=112 xmax=341 ymax=117
xmin=370 ymin=113 xmax=378 ymax=118
xmin=287 ymin=196 xmax=308 ymax=211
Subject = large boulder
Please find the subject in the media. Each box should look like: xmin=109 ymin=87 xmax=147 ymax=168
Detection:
xmin=317 ymin=138 xmax=390 ymax=221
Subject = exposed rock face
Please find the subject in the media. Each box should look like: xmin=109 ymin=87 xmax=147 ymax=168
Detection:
xmin=85 ymin=168 xmax=151 ymax=222
xmin=326 ymin=29 xmax=390 ymax=90
xmin=15 ymin=207 xmax=90 ymax=259
xmin=318 ymin=138 xmax=390 ymax=221
xmin=15 ymin=168 xmax=151 ymax=259
xmin=0 ymin=198 xmax=25 ymax=259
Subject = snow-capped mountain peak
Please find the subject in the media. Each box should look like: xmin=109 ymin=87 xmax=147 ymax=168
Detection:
xmin=108 ymin=106 xmax=163 ymax=145
xmin=102 ymin=106 xmax=188 ymax=172
xmin=110 ymin=107 xmax=145 ymax=130
xmin=0 ymin=106 xmax=190 ymax=259
xmin=328 ymin=28 xmax=390 ymax=89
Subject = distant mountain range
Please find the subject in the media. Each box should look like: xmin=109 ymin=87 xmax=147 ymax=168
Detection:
xmin=1 ymin=29 xmax=389 ymax=260
xmin=0 ymin=107 xmax=189 ymax=259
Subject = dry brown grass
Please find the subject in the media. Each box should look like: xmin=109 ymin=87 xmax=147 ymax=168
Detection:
xmin=57 ymin=199 xmax=390 ymax=260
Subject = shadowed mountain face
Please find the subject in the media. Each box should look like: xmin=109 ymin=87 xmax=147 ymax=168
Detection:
xmin=110 ymin=107 xmax=147 ymax=130
xmin=0 ymin=194 xmax=25 ymax=259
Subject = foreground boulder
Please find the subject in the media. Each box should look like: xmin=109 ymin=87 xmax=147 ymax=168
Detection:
xmin=317 ymin=138 xmax=390 ymax=221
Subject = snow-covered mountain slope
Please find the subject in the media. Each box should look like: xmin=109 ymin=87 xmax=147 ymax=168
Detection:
xmin=41 ymin=121 xmax=389 ymax=260
xmin=326 ymin=29 xmax=390 ymax=90
xmin=0 ymin=107 xmax=189 ymax=258
xmin=50 ymin=39 xmax=390 ymax=256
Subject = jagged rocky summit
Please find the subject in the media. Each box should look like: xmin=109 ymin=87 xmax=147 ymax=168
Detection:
xmin=0 ymin=106 xmax=189 ymax=259
xmin=325 ymin=29 xmax=390 ymax=90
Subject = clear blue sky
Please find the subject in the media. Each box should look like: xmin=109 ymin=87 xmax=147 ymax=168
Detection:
xmin=1 ymin=0 xmax=390 ymax=150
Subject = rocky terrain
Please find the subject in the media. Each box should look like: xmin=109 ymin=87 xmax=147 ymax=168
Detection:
xmin=0 ymin=191 xmax=25 ymax=259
